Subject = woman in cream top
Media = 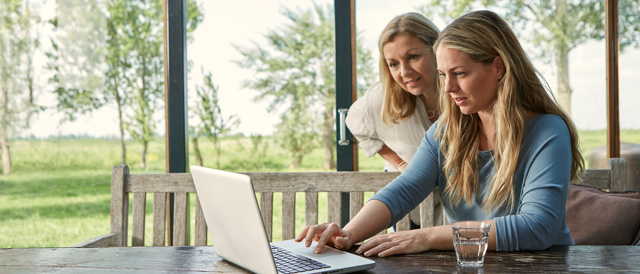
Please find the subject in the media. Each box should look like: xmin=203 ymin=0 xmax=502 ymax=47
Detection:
xmin=345 ymin=12 xmax=440 ymax=173
xmin=345 ymin=12 xmax=441 ymax=228
xmin=346 ymin=82 xmax=434 ymax=172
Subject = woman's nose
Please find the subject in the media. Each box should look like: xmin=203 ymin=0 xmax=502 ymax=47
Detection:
xmin=400 ymin=63 xmax=412 ymax=77
xmin=443 ymin=77 xmax=456 ymax=93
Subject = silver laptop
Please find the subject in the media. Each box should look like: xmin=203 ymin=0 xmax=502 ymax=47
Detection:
xmin=190 ymin=165 xmax=375 ymax=274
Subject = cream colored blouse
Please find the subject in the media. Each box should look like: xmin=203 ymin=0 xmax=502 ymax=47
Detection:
xmin=346 ymin=82 xmax=433 ymax=171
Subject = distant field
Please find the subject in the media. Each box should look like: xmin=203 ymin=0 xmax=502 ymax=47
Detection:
xmin=1 ymin=130 xmax=638 ymax=247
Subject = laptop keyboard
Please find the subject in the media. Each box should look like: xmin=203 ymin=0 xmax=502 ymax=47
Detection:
xmin=271 ymin=245 xmax=331 ymax=274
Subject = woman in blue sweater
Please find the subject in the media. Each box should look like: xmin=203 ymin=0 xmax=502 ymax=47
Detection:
xmin=296 ymin=10 xmax=584 ymax=255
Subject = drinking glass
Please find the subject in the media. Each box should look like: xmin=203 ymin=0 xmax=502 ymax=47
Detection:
xmin=452 ymin=221 xmax=491 ymax=267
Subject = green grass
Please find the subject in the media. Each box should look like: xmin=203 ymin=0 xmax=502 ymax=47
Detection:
xmin=0 ymin=135 xmax=384 ymax=247
xmin=1 ymin=130 xmax=638 ymax=247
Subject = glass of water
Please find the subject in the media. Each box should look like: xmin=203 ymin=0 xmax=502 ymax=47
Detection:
xmin=452 ymin=221 xmax=491 ymax=267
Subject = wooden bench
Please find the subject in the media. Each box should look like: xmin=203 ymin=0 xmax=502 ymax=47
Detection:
xmin=74 ymin=165 xmax=443 ymax=247
xmin=75 ymin=158 xmax=635 ymax=247
xmin=575 ymin=158 xmax=631 ymax=191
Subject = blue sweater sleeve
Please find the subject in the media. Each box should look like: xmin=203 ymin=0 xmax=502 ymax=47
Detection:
xmin=494 ymin=115 xmax=575 ymax=250
xmin=370 ymin=120 xmax=442 ymax=225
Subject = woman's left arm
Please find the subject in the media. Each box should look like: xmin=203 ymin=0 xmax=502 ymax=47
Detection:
xmin=494 ymin=115 xmax=574 ymax=251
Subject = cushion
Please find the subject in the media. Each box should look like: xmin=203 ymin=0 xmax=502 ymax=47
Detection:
xmin=566 ymin=184 xmax=640 ymax=245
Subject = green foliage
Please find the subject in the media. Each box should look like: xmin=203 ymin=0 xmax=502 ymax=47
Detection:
xmin=47 ymin=0 xmax=106 ymax=122
xmin=0 ymin=0 xmax=41 ymax=174
xmin=191 ymin=68 xmax=240 ymax=168
xmin=101 ymin=0 xmax=204 ymax=170
xmin=234 ymin=2 xmax=375 ymax=168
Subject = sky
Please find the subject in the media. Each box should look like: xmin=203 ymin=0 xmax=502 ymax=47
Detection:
xmin=24 ymin=0 xmax=640 ymax=138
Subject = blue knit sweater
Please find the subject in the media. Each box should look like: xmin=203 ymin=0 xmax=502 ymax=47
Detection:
xmin=371 ymin=114 xmax=575 ymax=251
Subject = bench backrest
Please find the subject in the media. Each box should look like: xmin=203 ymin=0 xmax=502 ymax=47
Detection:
xmin=107 ymin=165 xmax=443 ymax=247
xmin=577 ymin=158 xmax=631 ymax=191
xmin=85 ymin=158 xmax=632 ymax=247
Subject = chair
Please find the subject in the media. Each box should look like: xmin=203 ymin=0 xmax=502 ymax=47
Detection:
xmin=73 ymin=165 xmax=443 ymax=247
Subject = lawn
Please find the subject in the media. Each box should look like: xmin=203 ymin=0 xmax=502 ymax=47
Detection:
xmin=0 ymin=130 xmax=638 ymax=247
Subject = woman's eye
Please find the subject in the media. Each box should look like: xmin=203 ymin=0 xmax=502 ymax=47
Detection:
xmin=455 ymin=72 xmax=465 ymax=76
xmin=409 ymin=54 xmax=420 ymax=60
xmin=389 ymin=62 xmax=399 ymax=69
xmin=438 ymin=73 xmax=446 ymax=78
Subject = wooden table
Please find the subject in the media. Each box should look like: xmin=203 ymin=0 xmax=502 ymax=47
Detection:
xmin=1 ymin=245 xmax=639 ymax=273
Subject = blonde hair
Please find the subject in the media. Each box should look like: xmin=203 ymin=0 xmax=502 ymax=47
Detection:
xmin=433 ymin=10 xmax=584 ymax=212
xmin=378 ymin=12 xmax=440 ymax=126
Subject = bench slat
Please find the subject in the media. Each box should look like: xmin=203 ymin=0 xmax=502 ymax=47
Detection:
xmin=327 ymin=192 xmax=341 ymax=225
xmin=194 ymin=196 xmax=208 ymax=246
xmin=132 ymin=192 xmax=146 ymax=246
xmin=282 ymin=192 xmax=296 ymax=240
xmin=152 ymin=193 xmax=166 ymax=246
xmin=260 ymin=192 xmax=273 ymax=242
xmin=349 ymin=192 xmax=364 ymax=220
xmin=173 ymin=192 xmax=188 ymax=246
xmin=125 ymin=172 xmax=399 ymax=193
xmin=111 ymin=165 xmax=128 ymax=247
xmin=305 ymin=191 xmax=318 ymax=226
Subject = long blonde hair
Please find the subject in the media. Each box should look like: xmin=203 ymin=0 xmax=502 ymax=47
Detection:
xmin=433 ymin=10 xmax=584 ymax=212
xmin=378 ymin=12 xmax=439 ymax=126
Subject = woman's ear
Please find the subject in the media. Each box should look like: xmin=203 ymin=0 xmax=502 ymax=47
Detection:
xmin=493 ymin=56 xmax=505 ymax=79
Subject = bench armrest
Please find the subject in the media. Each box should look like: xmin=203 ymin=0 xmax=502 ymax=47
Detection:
xmin=71 ymin=233 xmax=122 ymax=248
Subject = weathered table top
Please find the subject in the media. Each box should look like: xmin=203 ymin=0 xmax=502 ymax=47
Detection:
xmin=1 ymin=245 xmax=638 ymax=273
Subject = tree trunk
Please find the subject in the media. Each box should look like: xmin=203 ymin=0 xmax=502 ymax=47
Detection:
xmin=556 ymin=0 xmax=573 ymax=115
xmin=214 ymin=135 xmax=221 ymax=169
xmin=116 ymin=90 xmax=126 ymax=164
xmin=192 ymin=136 xmax=203 ymax=166
xmin=0 ymin=81 xmax=10 ymax=174
xmin=322 ymin=108 xmax=336 ymax=170
xmin=142 ymin=140 xmax=148 ymax=171
xmin=0 ymin=133 xmax=10 ymax=175
xmin=555 ymin=41 xmax=572 ymax=115
xmin=291 ymin=155 xmax=303 ymax=169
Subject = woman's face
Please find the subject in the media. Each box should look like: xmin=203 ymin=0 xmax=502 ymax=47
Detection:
xmin=382 ymin=34 xmax=437 ymax=96
xmin=436 ymin=46 xmax=504 ymax=116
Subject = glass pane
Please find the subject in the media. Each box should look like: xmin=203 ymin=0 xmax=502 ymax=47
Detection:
xmin=618 ymin=2 xmax=640 ymax=185
xmin=189 ymin=0 xmax=340 ymax=172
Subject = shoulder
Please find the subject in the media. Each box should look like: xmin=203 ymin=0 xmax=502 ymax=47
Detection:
xmin=361 ymin=82 xmax=384 ymax=104
xmin=523 ymin=113 xmax=571 ymax=147
xmin=526 ymin=114 xmax=569 ymax=134
xmin=348 ymin=83 xmax=384 ymax=116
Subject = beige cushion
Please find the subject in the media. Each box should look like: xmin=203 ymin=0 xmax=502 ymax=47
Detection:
xmin=566 ymin=184 xmax=640 ymax=245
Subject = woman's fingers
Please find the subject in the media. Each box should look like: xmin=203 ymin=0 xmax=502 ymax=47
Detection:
xmin=294 ymin=223 xmax=347 ymax=252
xmin=356 ymin=230 xmax=428 ymax=257
xmin=315 ymin=223 xmax=343 ymax=253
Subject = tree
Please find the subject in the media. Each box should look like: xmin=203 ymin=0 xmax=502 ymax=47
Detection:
xmin=235 ymin=3 xmax=375 ymax=169
xmin=191 ymin=68 xmax=239 ymax=169
xmin=420 ymin=0 xmax=640 ymax=115
xmin=47 ymin=0 xmax=105 ymax=125
xmin=103 ymin=0 xmax=202 ymax=170
xmin=0 ymin=0 xmax=40 ymax=174
xmin=104 ymin=0 xmax=130 ymax=164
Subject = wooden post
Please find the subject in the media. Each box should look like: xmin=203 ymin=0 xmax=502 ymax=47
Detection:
xmin=605 ymin=0 xmax=620 ymax=158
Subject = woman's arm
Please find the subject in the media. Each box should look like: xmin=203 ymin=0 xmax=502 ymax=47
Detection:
xmin=355 ymin=219 xmax=498 ymax=257
xmin=494 ymin=115 xmax=574 ymax=251
xmin=295 ymin=200 xmax=393 ymax=253
xmin=377 ymin=145 xmax=408 ymax=172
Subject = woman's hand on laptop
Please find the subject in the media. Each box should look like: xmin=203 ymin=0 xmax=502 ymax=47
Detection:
xmin=295 ymin=223 xmax=354 ymax=254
